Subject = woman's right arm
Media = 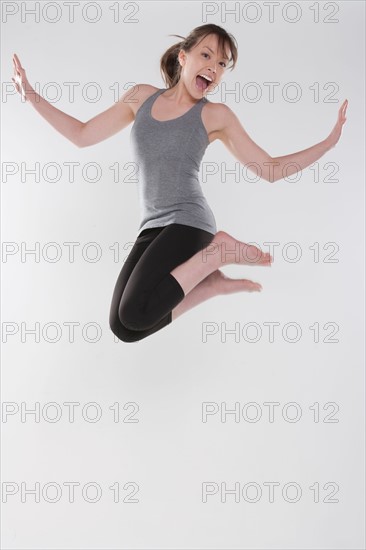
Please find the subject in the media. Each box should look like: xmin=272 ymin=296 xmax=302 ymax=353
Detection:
xmin=12 ymin=53 xmax=137 ymax=148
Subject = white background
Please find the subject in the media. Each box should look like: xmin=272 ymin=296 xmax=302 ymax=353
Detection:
xmin=1 ymin=1 xmax=365 ymax=549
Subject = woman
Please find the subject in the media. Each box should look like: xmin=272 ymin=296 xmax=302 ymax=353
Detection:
xmin=12 ymin=24 xmax=348 ymax=343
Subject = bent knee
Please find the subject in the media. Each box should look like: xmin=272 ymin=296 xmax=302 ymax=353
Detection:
xmin=109 ymin=312 xmax=142 ymax=343
xmin=118 ymin=309 xmax=149 ymax=332
xmin=118 ymin=299 xmax=149 ymax=331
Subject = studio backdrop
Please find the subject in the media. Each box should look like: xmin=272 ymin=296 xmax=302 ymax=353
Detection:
xmin=1 ymin=1 xmax=364 ymax=549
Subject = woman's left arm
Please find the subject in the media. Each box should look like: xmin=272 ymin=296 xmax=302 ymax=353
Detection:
xmin=218 ymin=99 xmax=348 ymax=183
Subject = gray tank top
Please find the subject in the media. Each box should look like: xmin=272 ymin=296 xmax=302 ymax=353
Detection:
xmin=130 ymin=88 xmax=217 ymax=237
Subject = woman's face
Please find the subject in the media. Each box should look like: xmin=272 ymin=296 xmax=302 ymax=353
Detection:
xmin=178 ymin=33 xmax=231 ymax=97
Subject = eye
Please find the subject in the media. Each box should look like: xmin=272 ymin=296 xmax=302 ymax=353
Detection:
xmin=201 ymin=52 xmax=226 ymax=68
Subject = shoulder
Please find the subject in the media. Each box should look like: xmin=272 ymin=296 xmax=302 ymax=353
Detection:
xmin=202 ymin=100 xmax=236 ymax=143
xmin=123 ymin=83 xmax=160 ymax=118
xmin=207 ymin=101 xmax=235 ymax=128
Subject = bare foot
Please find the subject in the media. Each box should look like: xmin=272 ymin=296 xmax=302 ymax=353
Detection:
xmin=208 ymin=230 xmax=272 ymax=267
xmin=206 ymin=269 xmax=262 ymax=295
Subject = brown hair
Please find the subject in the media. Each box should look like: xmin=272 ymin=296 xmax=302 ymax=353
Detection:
xmin=160 ymin=24 xmax=238 ymax=89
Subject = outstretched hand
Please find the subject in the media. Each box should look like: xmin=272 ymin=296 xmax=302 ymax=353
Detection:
xmin=12 ymin=53 xmax=30 ymax=101
xmin=327 ymin=99 xmax=348 ymax=147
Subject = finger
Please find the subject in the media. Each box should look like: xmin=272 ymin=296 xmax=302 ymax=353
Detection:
xmin=258 ymin=252 xmax=272 ymax=265
xmin=11 ymin=75 xmax=20 ymax=89
xmin=13 ymin=57 xmax=20 ymax=74
xmin=249 ymin=282 xmax=263 ymax=291
xmin=14 ymin=54 xmax=23 ymax=70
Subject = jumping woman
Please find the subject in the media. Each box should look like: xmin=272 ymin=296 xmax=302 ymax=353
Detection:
xmin=12 ymin=24 xmax=348 ymax=343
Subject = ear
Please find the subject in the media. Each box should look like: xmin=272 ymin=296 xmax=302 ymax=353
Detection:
xmin=178 ymin=49 xmax=186 ymax=67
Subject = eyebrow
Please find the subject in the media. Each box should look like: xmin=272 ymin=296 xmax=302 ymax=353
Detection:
xmin=203 ymin=45 xmax=229 ymax=61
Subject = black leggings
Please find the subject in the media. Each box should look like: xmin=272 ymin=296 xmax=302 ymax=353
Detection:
xmin=109 ymin=223 xmax=216 ymax=343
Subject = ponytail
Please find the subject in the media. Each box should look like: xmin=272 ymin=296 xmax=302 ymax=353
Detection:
xmin=160 ymin=34 xmax=186 ymax=88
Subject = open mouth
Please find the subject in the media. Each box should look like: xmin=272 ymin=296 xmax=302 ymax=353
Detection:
xmin=195 ymin=74 xmax=211 ymax=91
